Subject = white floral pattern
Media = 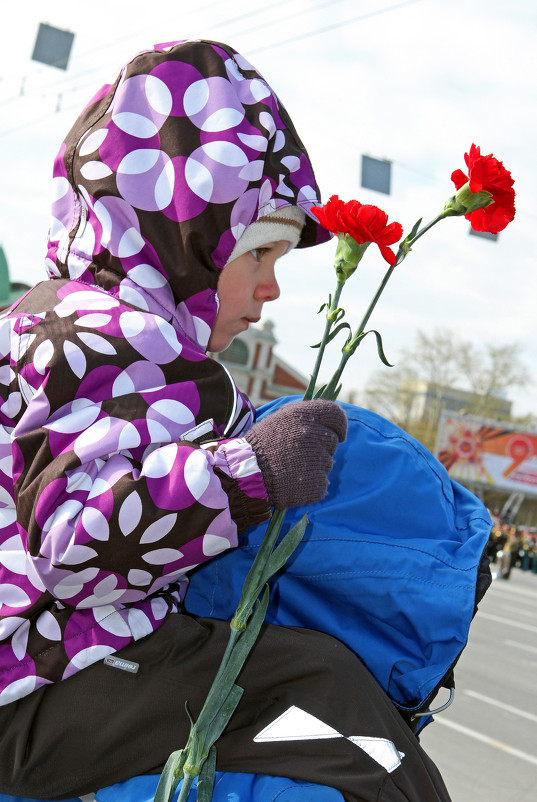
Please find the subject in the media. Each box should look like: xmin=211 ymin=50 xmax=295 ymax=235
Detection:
xmin=0 ymin=39 xmax=326 ymax=707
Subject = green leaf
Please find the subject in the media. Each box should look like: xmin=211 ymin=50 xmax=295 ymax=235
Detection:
xmin=399 ymin=217 xmax=423 ymax=256
xmin=212 ymin=588 xmax=271 ymax=718
xmin=314 ymin=384 xmax=327 ymax=398
xmin=232 ymin=586 xmax=270 ymax=665
xmin=343 ymin=330 xmax=366 ymax=353
xmin=185 ymin=701 xmax=194 ymax=727
xmin=201 ymin=683 xmax=243 ymax=751
xmin=196 ymin=747 xmax=217 ymax=802
xmin=368 ymin=329 xmax=394 ymax=367
xmin=153 ymin=749 xmax=185 ymax=802
xmin=335 ymin=308 xmax=346 ymax=323
xmin=325 ymin=321 xmax=351 ymax=344
xmin=261 ymin=515 xmax=308 ymax=583
xmin=232 ymin=511 xmax=286 ymax=628
xmin=177 ymin=674 xmax=242 ymax=789
xmin=193 ymin=591 xmax=270 ymax=774
xmin=186 ymin=628 xmax=240 ymax=739
xmin=408 ymin=216 xmax=423 ymax=241
xmin=319 ymin=293 xmax=332 ymax=314
xmin=327 ymin=306 xmax=344 ymax=323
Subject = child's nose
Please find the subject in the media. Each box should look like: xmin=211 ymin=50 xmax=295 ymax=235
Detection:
xmin=255 ymin=268 xmax=280 ymax=302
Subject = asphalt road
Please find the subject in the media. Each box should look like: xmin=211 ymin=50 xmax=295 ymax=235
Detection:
xmin=419 ymin=564 xmax=537 ymax=802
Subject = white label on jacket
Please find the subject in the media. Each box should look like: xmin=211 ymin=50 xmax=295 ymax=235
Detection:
xmin=180 ymin=419 xmax=215 ymax=442
xmin=103 ymin=656 xmax=139 ymax=673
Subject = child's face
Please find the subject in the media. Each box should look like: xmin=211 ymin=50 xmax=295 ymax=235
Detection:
xmin=208 ymin=239 xmax=289 ymax=353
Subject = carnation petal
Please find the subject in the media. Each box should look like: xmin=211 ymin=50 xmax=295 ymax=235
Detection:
xmin=378 ymin=244 xmax=397 ymax=266
xmin=469 ymin=200 xmax=515 ymax=235
xmin=451 ymin=169 xmax=468 ymax=191
xmin=378 ymin=221 xmax=404 ymax=245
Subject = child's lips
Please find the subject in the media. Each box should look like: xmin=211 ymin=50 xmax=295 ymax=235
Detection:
xmin=241 ymin=317 xmax=260 ymax=328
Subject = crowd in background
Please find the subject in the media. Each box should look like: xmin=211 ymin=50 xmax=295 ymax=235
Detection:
xmin=486 ymin=523 xmax=537 ymax=579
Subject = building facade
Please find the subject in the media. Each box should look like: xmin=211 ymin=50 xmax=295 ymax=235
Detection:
xmin=210 ymin=320 xmax=308 ymax=407
xmin=403 ymin=379 xmax=512 ymax=426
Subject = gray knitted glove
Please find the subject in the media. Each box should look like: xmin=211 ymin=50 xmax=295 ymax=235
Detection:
xmin=245 ymin=400 xmax=347 ymax=509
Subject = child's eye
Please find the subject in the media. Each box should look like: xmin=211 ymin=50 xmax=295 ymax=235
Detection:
xmin=251 ymin=247 xmax=270 ymax=261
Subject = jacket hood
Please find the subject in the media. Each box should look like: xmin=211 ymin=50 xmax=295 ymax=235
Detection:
xmin=46 ymin=40 xmax=330 ymax=351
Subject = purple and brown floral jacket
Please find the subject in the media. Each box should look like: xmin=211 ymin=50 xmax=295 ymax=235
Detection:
xmin=0 ymin=40 xmax=328 ymax=705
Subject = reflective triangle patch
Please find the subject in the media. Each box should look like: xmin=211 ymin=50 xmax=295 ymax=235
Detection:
xmin=347 ymin=736 xmax=405 ymax=773
xmin=254 ymin=706 xmax=405 ymax=773
xmin=254 ymin=705 xmax=343 ymax=742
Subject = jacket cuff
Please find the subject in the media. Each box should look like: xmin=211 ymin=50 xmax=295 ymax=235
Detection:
xmin=203 ymin=437 xmax=272 ymax=532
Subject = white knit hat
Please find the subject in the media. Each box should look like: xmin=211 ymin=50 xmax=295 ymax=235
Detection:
xmin=225 ymin=206 xmax=305 ymax=265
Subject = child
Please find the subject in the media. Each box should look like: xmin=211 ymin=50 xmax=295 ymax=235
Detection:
xmin=0 ymin=37 xmax=349 ymax=797
xmin=0 ymin=40 xmax=454 ymax=802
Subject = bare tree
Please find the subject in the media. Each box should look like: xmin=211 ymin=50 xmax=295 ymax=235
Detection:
xmin=364 ymin=365 xmax=419 ymax=429
xmin=458 ymin=342 xmax=530 ymax=415
xmin=400 ymin=328 xmax=463 ymax=390
xmin=364 ymin=329 xmax=532 ymax=445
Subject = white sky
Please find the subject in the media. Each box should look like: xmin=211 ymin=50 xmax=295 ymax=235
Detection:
xmin=1 ymin=0 xmax=535 ymax=417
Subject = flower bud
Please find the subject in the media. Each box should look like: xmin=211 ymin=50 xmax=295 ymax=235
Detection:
xmin=334 ymin=234 xmax=369 ymax=283
xmin=443 ymin=181 xmax=493 ymax=216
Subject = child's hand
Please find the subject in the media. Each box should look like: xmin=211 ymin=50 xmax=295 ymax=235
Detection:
xmin=245 ymin=400 xmax=347 ymax=509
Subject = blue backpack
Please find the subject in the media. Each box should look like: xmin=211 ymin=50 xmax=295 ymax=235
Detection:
xmin=0 ymin=772 xmax=344 ymax=802
xmin=186 ymin=398 xmax=492 ymax=728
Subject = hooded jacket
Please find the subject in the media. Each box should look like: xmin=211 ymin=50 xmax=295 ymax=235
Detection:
xmin=0 ymin=39 xmax=329 ymax=705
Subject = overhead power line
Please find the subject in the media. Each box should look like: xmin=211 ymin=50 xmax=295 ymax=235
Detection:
xmin=249 ymin=0 xmax=427 ymax=54
xmin=211 ymin=0 xmax=293 ymax=29
xmin=1 ymin=0 xmax=423 ymax=112
xmin=0 ymin=0 xmax=440 ymax=194
xmin=219 ymin=0 xmax=350 ymax=39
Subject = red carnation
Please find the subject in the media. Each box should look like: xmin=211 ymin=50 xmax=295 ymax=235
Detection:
xmin=312 ymin=195 xmax=403 ymax=266
xmin=450 ymin=144 xmax=515 ymax=234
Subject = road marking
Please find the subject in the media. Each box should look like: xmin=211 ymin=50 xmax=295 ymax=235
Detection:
xmin=499 ymin=602 xmax=537 ymax=620
xmin=505 ymin=638 xmax=537 ymax=656
xmin=478 ymin=611 xmax=537 ymax=635
xmin=490 ymin=581 xmax=537 ymax=602
xmin=464 ymin=690 xmax=537 ymax=725
xmin=435 ymin=717 xmax=537 ymax=766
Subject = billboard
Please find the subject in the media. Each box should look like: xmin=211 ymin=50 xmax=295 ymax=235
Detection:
xmin=435 ymin=411 xmax=537 ymax=497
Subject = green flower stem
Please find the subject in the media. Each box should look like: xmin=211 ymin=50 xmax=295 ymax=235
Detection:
xmin=153 ymin=749 xmax=186 ymax=802
xmin=322 ymin=353 xmax=347 ymax=400
xmin=196 ymin=747 xmax=217 ymax=802
xmin=231 ymin=507 xmax=287 ymax=629
xmin=322 ymin=260 xmax=395 ymax=398
xmin=177 ymin=771 xmax=195 ymax=802
xmin=303 ymin=282 xmax=345 ymax=400
xmin=154 ymin=510 xmax=288 ymax=802
xmin=192 ymin=629 xmax=241 ymax=730
xmin=323 ymin=211 xmax=449 ymax=399
xmin=397 ymin=211 xmax=450 ymax=257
